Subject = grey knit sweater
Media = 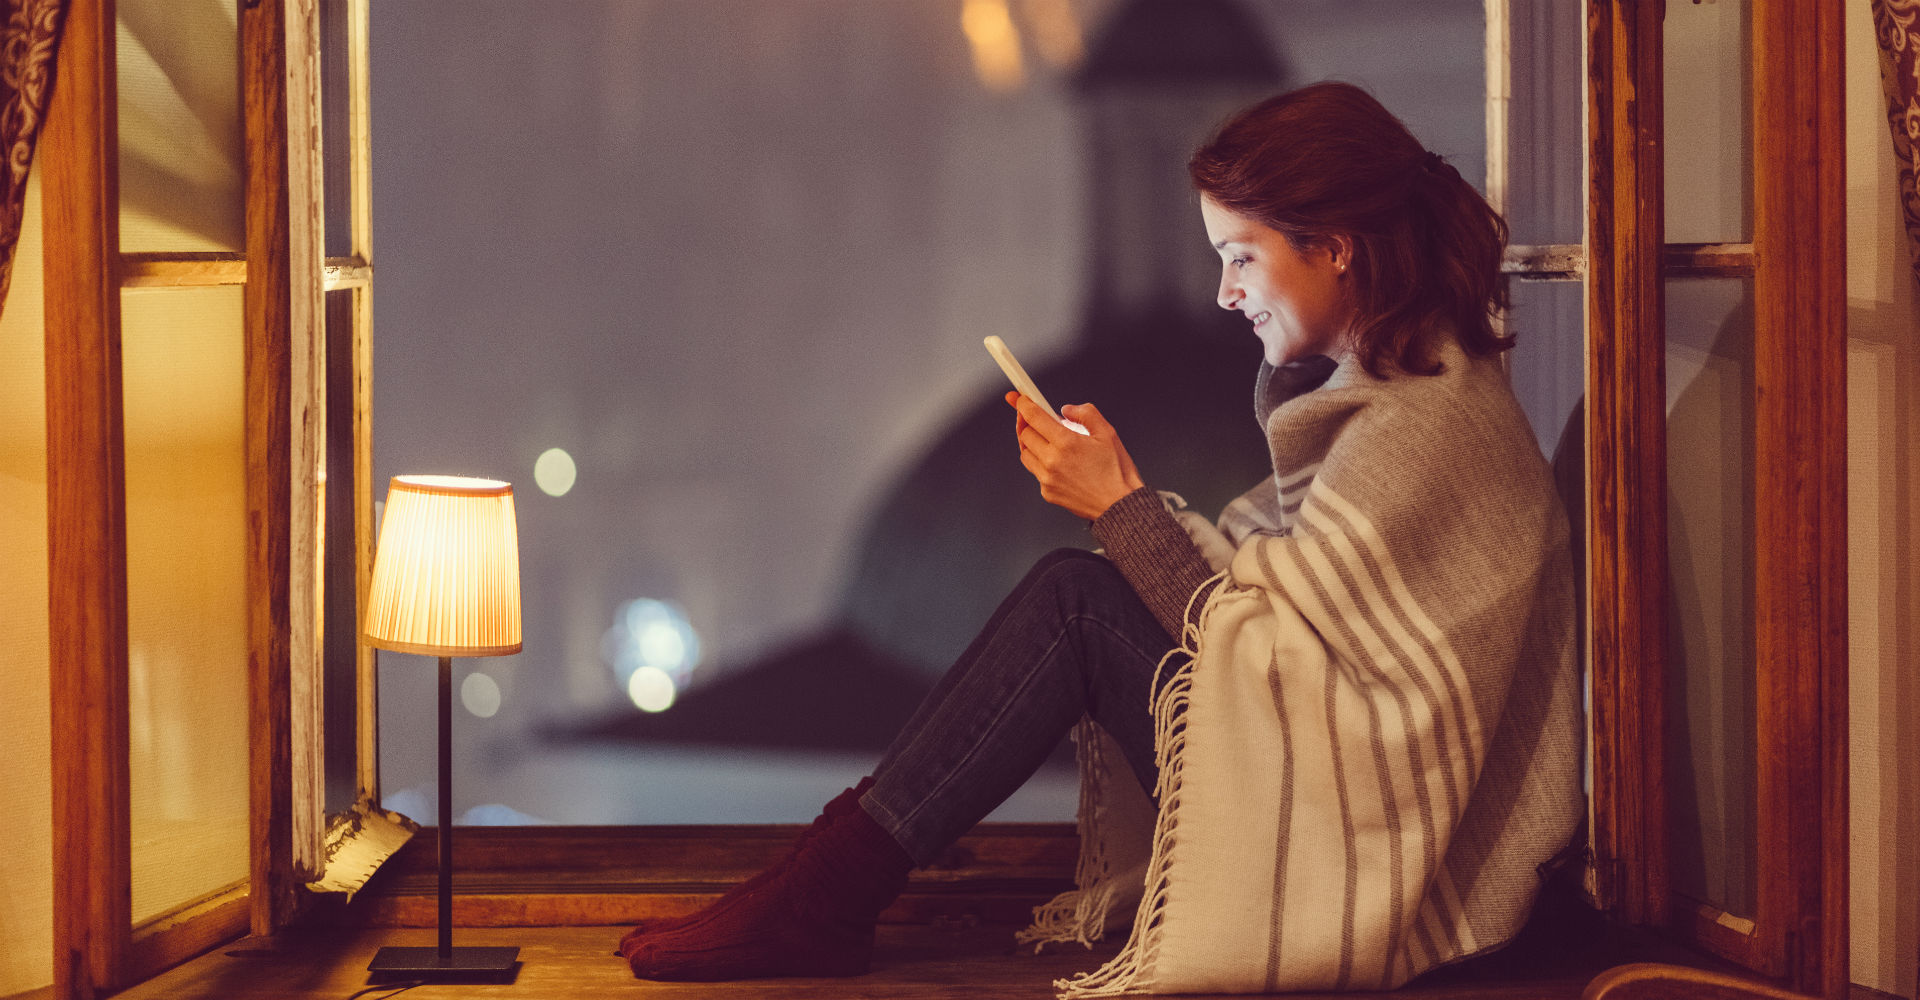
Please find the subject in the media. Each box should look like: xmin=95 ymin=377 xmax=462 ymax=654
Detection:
xmin=1090 ymin=355 xmax=1342 ymax=636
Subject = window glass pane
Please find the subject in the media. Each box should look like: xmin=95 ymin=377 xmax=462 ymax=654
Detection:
xmin=321 ymin=0 xmax=355 ymax=257
xmin=1505 ymin=277 xmax=1587 ymax=800
xmin=1664 ymin=0 xmax=1752 ymax=244
xmin=324 ymin=289 xmax=360 ymax=814
xmin=0 ymin=170 xmax=53 ymax=998
xmin=123 ymin=286 xmax=250 ymax=922
xmin=372 ymin=0 xmax=1490 ymax=824
xmin=118 ymin=0 xmax=244 ymax=252
xmin=1504 ymin=0 xmax=1584 ymax=246
xmin=1664 ymin=275 xmax=1758 ymax=919
xmin=1507 ymin=279 xmax=1585 ymax=461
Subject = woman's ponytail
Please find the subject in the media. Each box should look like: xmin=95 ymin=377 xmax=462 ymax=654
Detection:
xmin=1408 ymin=150 xmax=1512 ymax=365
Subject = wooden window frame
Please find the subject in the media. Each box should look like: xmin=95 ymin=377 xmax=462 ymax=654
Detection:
xmin=43 ymin=1 xmax=1843 ymax=996
xmin=41 ymin=0 xmax=376 ymax=995
xmin=1490 ymin=1 xmax=1847 ymax=996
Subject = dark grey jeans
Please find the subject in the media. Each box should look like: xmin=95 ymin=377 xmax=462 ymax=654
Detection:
xmin=858 ymin=548 xmax=1174 ymax=865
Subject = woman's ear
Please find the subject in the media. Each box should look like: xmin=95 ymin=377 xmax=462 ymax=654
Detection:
xmin=1325 ymin=234 xmax=1354 ymax=275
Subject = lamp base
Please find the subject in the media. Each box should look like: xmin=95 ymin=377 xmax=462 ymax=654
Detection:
xmin=366 ymin=945 xmax=521 ymax=983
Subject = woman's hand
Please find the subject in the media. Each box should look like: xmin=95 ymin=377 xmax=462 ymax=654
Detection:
xmin=1006 ymin=391 xmax=1145 ymax=520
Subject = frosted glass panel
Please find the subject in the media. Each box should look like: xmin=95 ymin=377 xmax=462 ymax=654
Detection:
xmin=1505 ymin=0 xmax=1584 ymax=246
xmin=0 ymin=170 xmax=53 ymax=996
xmin=118 ymin=0 xmax=244 ymax=251
xmin=1664 ymin=276 xmax=1757 ymax=918
xmin=1665 ymin=0 xmax=1752 ymax=243
xmin=123 ymin=286 xmax=250 ymax=923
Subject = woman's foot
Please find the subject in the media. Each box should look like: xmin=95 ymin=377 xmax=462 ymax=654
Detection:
xmin=622 ymin=791 xmax=914 ymax=981
xmin=615 ymin=778 xmax=874 ymax=957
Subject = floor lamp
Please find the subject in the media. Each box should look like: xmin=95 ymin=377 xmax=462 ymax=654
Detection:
xmin=361 ymin=475 xmax=524 ymax=981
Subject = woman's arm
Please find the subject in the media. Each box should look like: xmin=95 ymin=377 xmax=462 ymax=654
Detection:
xmin=1004 ymin=391 xmax=1221 ymax=638
xmin=1091 ymin=487 xmax=1222 ymax=639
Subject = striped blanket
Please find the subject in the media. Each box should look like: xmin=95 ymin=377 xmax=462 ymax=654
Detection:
xmin=1019 ymin=340 xmax=1583 ymax=995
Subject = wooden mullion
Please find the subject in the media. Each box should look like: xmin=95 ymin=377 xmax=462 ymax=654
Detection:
xmin=243 ymin=0 xmax=330 ymax=936
xmin=346 ymin=0 xmax=379 ymax=804
xmin=347 ymin=0 xmax=373 ymax=262
xmin=287 ymin=0 xmax=330 ymax=886
xmin=1501 ymin=243 xmax=1752 ymax=282
xmin=352 ymin=282 xmax=377 ymax=799
xmin=1583 ymin=0 xmax=1667 ymax=929
xmin=1664 ymin=242 xmax=1755 ymax=277
xmin=119 ymin=252 xmax=246 ymax=288
xmin=42 ymin=0 xmax=130 ymax=996
xmin=1505 ymin=243 xmax=1585 ymax=279
xmin=1485 ymin=0 xmax=1511 ymax=220
xmin=1749 ymin=0 xmax=1846 ymax=996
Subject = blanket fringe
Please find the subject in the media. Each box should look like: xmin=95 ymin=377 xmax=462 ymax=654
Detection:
xmin=1053 ymin=571 xmax=1229 ymax=998
xmin=1015 ymin=717 xmax=1116 ymax=951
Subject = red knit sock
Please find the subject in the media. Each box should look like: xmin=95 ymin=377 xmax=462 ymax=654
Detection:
xmin=624 ymin=797 xmax=913 ymax=981
xmin=615 ymin=777 xmax=873 ymax=958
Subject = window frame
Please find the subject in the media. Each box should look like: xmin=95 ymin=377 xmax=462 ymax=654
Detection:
xmin=1488 ymin=0 xmax=1848 ymax=995
xmin=40 ymin=1 xmax=1847 ymax=997
xmin=42 ymin=0 xmax=376 ymax=993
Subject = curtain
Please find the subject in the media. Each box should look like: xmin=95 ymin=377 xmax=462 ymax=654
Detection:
xmin=0 ymin=0 xmax=64 ymax=314
xmin=1876 ymin=0 xmax=1920 ymax=282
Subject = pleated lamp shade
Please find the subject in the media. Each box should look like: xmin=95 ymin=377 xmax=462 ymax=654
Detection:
xmin=362 ymin=475 xmax=523 ymax=657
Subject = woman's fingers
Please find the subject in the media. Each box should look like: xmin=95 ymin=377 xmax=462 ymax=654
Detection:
xmin=1008 ymin=392 xmax=1073 ymax=443
xmin=1017 ymin=423 xmax=1054 ymax=459
xmin=1060 ymin=402 xmax=1106 ymax=434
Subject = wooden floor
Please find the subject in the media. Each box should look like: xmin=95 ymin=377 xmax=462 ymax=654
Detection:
xmin=109 ymin=895 xmax=1745 ymax=1000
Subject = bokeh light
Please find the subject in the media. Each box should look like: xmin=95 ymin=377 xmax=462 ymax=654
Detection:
xmin=961 ymin=0 xmax=1024 ymax=93
xmin=533 ymin=447 xmax=577 ymax=497
xmin=601 ymin=598 xmax=702 ymax=712
xmin=460 ymin=671 xmax=502 ymax=718
xmin=626 ymin=666 xmax=677 ymax=713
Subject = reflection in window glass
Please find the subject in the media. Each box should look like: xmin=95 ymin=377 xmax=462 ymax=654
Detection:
xmin=1504 ymin=0 xmax=1584 ymax=246
xmin=1664 ymin=0 xmax=1752 ymax=244
xmin=1663 ymin=276 xmax=1757 ymax=919
xmin=372 ymin=0 xmax=1489 ymax=825
xmin=123 ymin=286 xmax=251 ymax=922
xmin=117 ymin=0 xmax=244 ymax=252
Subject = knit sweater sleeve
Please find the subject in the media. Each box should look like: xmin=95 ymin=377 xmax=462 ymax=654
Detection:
xmin=1090 ymin=486 xmax=1222 ymax=639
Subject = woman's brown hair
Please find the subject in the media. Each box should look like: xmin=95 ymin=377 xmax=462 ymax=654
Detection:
xmin=1189 ymin=82 xmax=1512 ymax=377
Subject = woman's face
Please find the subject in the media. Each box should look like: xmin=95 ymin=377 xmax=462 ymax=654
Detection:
xmin=1200 ymin=196 xmax=1352 ymax=367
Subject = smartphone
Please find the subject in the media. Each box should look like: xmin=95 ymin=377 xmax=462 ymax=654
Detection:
xmin=984 ymin=336 xmax=1089 ymax=435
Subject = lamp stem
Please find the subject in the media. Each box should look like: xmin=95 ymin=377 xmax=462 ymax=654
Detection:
xmin=438 ymin=654 xmax=454 ymax=959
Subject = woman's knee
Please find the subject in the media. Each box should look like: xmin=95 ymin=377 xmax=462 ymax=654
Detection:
xmin=1019 ymin=548 xmax=1127 ymax=602
xmin=1028 ymin=547 xmax=1107 ymax=575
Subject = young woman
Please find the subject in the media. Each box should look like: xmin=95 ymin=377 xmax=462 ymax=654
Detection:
xmin=620 ymin=81 xmax=1582 ymax=995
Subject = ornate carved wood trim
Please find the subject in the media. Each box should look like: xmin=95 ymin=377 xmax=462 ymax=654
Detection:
xmin=1871 ymin=0 xmax=1920 ymax=282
